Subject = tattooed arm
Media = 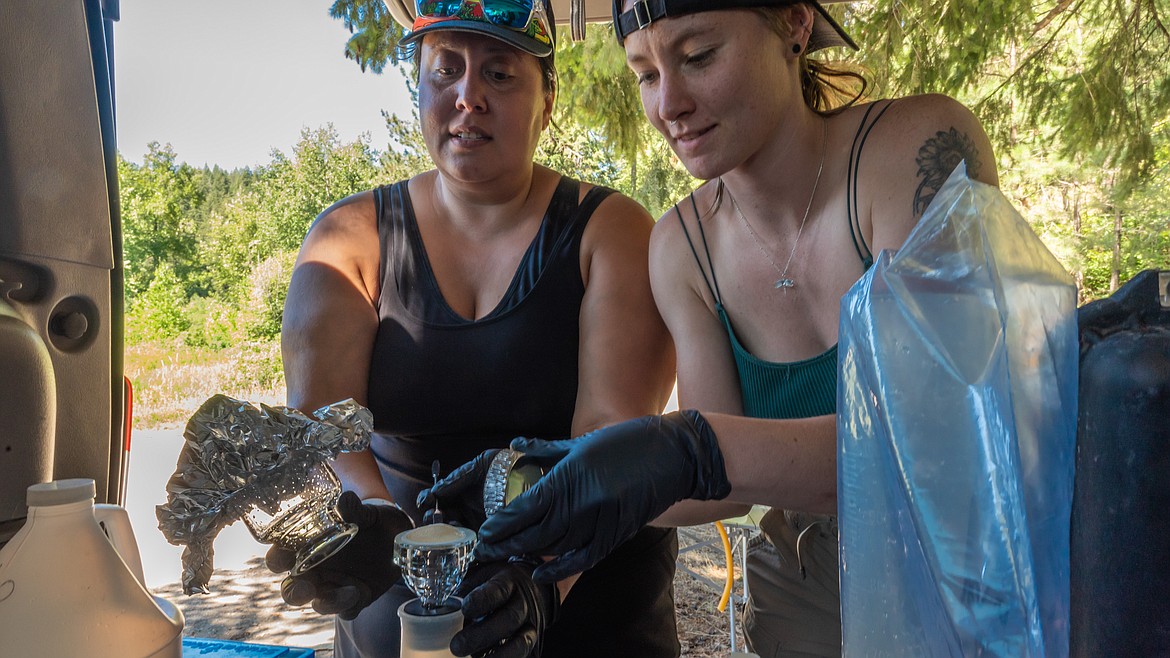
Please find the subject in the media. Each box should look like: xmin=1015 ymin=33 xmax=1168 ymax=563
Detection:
xmin=858 ymin=94 xmax=999 ymax=256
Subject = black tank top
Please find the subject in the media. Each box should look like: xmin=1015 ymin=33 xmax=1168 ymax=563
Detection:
xmin=365 ymin=176 xmax=612 ymax=519
xmin=363 ymin=176 xmax=682 ymax=657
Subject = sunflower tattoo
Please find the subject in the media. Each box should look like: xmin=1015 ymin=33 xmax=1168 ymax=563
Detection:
xmin=913 ymin=127 xmax=981 ymax=216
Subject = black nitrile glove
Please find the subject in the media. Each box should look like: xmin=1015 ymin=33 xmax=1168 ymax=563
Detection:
xmin=451 ymin=559 xmax=557 ymax=658
xmin=476 ymin=410 xmax=731 ymax=582
xmin=416 ymin=449 xmax=499 ymax=531
xmin=266 ymin=491 xmax=413 ymax=620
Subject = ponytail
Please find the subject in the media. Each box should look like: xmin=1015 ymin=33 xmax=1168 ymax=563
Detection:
xmin=801 ymin=58 xmax=867 ymax=116
xmin=753 ymin=5 xmax=869 ymax=116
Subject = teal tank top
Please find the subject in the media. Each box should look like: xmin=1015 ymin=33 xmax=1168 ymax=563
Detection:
xmin=716 ymin=305 xmax=839 ymax=418
xmin=677 ymin=101 xmax=892 ymax=420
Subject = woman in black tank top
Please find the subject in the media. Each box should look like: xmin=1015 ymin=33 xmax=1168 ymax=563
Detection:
xmin=273 ymin=1 xmax=678 ymax=656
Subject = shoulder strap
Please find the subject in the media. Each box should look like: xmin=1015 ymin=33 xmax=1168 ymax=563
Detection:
xmin=538 ymin=176 xmax=615 ymax=246
xmin=675 ymin=189 xmax=723 ymax=305
xmin=847 ymin=99 xmax=897 ymax=270
xmin=493 ymin=176 xmax=615 ymax=317
xmin=575 ymin=183 xmax=616 ymax=227
xmin=374 ymin=181 xmax=413 ymax=297
xmin=376 ymin=179 xmax=444 ymax=319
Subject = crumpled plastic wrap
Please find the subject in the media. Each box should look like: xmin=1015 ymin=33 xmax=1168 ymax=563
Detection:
xmin=837 ymin=163 xmax=1078 ymax=657
xmin=156 ymin=395 xmax=372 ymax=594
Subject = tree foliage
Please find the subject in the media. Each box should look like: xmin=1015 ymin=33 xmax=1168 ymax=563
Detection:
xmin=324 ymin=0 xmax=1169 ymax=182
xmin=555 ymin=26 xmax=649 ymax=162
xmin=126 ymin=262 xmax=190 ymax=342
xmin=121 ymin=126 xmax=388 ymax=343
xmin=841 ymin=0 xmax=1170 ymax=191
xmin=199 ymin=125 xmax=384 ymax=301
xmin=119 ymin=1 xmax=1169 ymax=347
xmin=380 ymin=109 xmax=433 ymax=180
xmin=837 ymin=2 xmax=1168 ymax=298
xmin=118 ymin=143 xmax=203 ymax=298
xmin=329 ymin=0 xmax=409 ymax=72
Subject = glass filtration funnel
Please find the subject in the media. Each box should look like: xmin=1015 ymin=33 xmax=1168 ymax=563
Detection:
xmin=242 ymin=461 xmax=357 ymax=575
xmin=393 ymin=523 xmax=477 ymax=614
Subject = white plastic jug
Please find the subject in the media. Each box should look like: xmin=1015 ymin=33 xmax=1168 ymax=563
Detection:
xmin=0 ymin=478 xmax=184 ymax=657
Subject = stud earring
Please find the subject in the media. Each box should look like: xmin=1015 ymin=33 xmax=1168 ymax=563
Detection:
xmin=792 ymin=43 xmax=802 ymax=54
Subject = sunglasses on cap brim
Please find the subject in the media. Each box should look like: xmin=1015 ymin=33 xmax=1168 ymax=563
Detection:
xmin=415 ymin=0 xmax=537 ymax=31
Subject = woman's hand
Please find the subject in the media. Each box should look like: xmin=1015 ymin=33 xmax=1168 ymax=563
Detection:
xmin=266 ymin=492 xmax=414 ymax=620
xmin=451 ymin=558 xmax=558 ymax=658
xmin=416 ymin=449 xmax=500 ymax=530
xmin=475 ymin=410 xmax=732 ymax=582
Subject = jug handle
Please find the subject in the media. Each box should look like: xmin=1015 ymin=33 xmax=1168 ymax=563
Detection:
xmin=94 ymin=504 xmax=147 ymax=587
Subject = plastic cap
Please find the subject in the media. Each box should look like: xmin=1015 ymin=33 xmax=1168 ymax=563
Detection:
xmin=27 ymin=478 xmax=96 ymax=506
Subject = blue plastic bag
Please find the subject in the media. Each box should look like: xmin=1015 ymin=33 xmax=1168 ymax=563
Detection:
xmin=837 ymin=164 xmax=1077 ymax=657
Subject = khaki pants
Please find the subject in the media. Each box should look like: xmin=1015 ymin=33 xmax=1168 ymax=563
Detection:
xmin=742 ymin=509 xmax=842 ymax=658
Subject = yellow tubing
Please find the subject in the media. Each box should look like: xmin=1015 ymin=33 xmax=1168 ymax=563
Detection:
xmin=714 ymin=520 xmax=734 ymax=612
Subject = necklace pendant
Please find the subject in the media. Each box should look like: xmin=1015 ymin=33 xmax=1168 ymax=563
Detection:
xmin=774 ymin=278 xmax=795 ymax=289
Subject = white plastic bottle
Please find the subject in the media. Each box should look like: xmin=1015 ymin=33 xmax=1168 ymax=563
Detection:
xmin=0 ymin=479 xmax=184 ymax=657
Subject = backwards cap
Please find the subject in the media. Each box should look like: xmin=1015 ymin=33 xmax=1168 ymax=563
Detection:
xmin=612 ymin=0 xmax=857 ymax=52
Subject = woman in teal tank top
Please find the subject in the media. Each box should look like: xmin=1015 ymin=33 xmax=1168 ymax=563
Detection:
xmin=459 ymin=3 xmax=1002 ymax=657
xmin=668 ymin=99 xmax=886 ymax=655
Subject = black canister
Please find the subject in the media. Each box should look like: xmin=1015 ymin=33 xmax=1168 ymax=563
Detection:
xmin=1071 ymin=269 xmax=1170 ymax=656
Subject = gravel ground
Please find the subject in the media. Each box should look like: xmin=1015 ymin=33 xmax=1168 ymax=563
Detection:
xmin=154 ymin=524 xmax=747 ymax=658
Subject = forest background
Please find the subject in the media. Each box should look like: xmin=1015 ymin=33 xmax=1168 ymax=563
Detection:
xmin=121 ymin=0 xmax=1169 ymax=426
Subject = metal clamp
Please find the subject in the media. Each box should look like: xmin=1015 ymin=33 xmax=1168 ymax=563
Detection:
xmin=632 ymin=0 xmax=654 ymax=29
xmin=483 ymin=449 xmax=522 ymax=517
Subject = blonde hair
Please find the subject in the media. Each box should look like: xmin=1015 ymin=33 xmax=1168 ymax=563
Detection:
xmin=752 ymin=6 xmax=867 ymax=115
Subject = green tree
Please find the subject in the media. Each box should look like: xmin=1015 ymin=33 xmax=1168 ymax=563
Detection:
xmin=844 ymin=1 xmax=1170 ymax=186
xmin=263 ymin=125 xmax=384 ymax=250
xmin=198 ymin=126 xmax=384 ymax=303
xmin=329 ymin=0 xmax=410 ymax=72
xmin=239 ymin=250 xmax=299 ymax=340
xmin=380 ymin=109 xmax=434 ymax=181
xmin=118 ymin=143 xmax=203 ymax=299
xmin=555 ymin=25 xmax=648 ymax=165
xmin=195 ymin=165 xmax=254 ymax=222
xmin=552 ymin=24 xmax=702 ymax=215
xmin=126 ymin=262 xmax=190 ymax=342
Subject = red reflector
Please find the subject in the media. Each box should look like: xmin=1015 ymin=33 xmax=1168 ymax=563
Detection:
xmin=123 ymin=376 xmax=134 ymax=453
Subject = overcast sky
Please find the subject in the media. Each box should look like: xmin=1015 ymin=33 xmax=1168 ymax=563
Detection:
xmin=114 ymin=0 xmax=415 ymax=169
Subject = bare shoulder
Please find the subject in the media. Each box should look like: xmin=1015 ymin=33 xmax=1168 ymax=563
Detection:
xmin=648 ymin=183 xmax=717 ymax=311
xmin=845 ymin=95 xmax=998 ymax=250
xmin=648 ymin=195 xmax=695 ymax=275
xmin=648 ymin=180 xmax=717 ymax=259
xmin=581 ymin=185 xmax=656 ymax=241
xmin=295 ymin=189 xmax=381 ymax=302
xmin=649 ymin=199 xmax=683 ymax=253
xmin=866 ymin=94 xmax=998 ymax=201
xmin=302 ymin=190 xmax=378 ymax=257
xmin=648 ymin=201 xmax=691 ymax=308
xmin=578 ymin=186 xmax=656 ymax=271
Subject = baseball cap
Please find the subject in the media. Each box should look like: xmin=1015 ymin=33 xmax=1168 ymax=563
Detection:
xmin=398 ymin=0 xmax=557 ymax=57
xmin=612 ymin=0 xmax=857 ymax=52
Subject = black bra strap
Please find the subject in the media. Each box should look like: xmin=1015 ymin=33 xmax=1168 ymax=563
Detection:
xmin=847 ymin=100 xmax=896 ymax=269
xmin=675 ymin=191 xmax=723 ymax=305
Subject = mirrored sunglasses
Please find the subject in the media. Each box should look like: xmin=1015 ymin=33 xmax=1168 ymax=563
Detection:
xmin=415 ymin=0 xmax=536 ymax=31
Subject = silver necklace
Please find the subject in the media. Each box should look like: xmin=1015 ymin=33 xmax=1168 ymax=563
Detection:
xmin=726 ymin=119 xmax=826 ymax=290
